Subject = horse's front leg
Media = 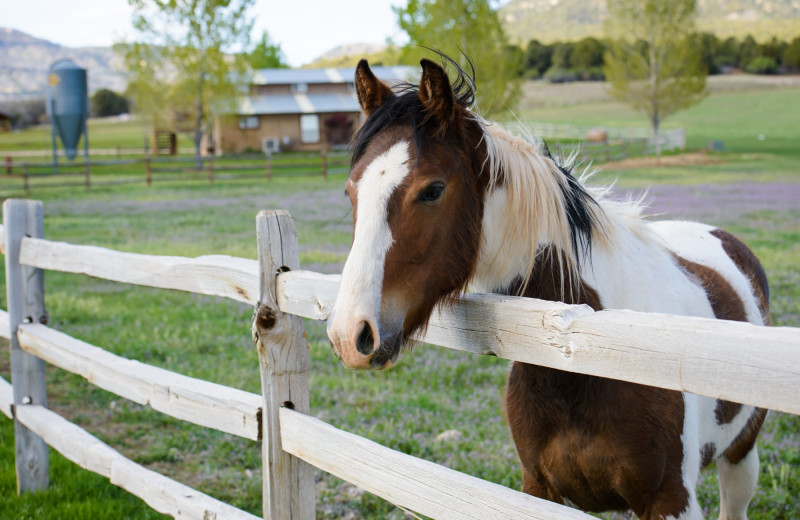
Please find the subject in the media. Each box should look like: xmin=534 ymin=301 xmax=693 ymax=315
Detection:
xmin=521 ymin=466 xmax=564 ymax=504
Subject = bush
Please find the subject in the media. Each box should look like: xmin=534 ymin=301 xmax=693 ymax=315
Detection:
xmin=91 ymin=89 xmax=130 ymax=118
xmin=745 ymin=56 xmax=779 ymax=74
xmin=543 ymin=66 xmax=603 ymax=83
xmin=543 ymin=67 xmax=579 ymax=83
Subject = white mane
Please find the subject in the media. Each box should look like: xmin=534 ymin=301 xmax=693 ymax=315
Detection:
xmin=472 ymin=118 xmax=651 ymax=296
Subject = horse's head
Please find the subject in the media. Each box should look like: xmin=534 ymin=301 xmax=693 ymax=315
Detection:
xmin=327 ymin=58 xmax=489 ymax=369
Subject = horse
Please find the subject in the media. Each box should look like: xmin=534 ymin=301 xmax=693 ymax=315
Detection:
xmin=326 ymin=55 xmax=770 ymax=519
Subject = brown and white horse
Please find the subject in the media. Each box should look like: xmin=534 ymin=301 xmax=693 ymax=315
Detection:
xmin=326 ymin=56 xmax=770 ymax=519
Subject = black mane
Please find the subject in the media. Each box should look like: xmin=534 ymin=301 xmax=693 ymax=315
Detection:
xmin=542 ymin=142 xmax=598 ymax=265
xmin=349 ymin=52 xmax=477 ymax=169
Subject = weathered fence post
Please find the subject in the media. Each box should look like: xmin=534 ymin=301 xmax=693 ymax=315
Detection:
xmin=252 ymin=210 xmax=315 ymax=520
xmin=265 ymin=154 xmax=272 ymax=182
xmin=145 ymin=153 xmax=152 ymax=187
xmin=22 ymin=162 xmax=29 ymax=193
xmin=3 ymin=199 xmax=49 ymax=494
xmin=84 ymin=158 xmax=91 ymax=189
xmin=320 ymin=147 xmax=328 ymax=181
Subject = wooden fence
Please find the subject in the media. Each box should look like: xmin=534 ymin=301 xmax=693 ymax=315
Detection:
xmin=0 ymin=150 xmax=349 ymax=192
xmin=2 ymin=199 xmax=799 ymax=519
xmin=534 ymin=123 xmax=686 ymax=150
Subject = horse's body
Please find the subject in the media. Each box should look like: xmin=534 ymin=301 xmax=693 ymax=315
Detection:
xmin=327 ymin=56 xmax=769 ymax=519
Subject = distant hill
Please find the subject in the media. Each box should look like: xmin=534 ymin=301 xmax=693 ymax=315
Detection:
xmin=306 ymin=43 xmax=392 ymax=68
xmin=500 ymin=0 xmax=800 ymax=44
xmin=0 ymin=27 xmax=126 ymax=101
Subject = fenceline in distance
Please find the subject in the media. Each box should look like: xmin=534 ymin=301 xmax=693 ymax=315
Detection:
xmin=1 ymin=199 xmax=798 ymax=520
xmin=539 ymin=124 xmax=686 ymax=163
xmin=0 ymin=149 xmax=349 ymax=193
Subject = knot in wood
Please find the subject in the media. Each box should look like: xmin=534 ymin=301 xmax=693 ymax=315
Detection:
xmin=256 ymin=305 xmax=277 ymax=331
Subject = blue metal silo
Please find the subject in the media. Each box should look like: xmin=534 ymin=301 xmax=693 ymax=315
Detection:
xmin=46 ymin=59 xmax=89 ymax=164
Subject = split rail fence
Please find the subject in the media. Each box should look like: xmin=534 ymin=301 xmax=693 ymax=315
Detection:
xmin=1 ymin=198 xmax=799 ymax=519
xmin=540 ymin=124 xmax=686 ymax=163
xmin=1 ymin=150 xmax=349 ymax=193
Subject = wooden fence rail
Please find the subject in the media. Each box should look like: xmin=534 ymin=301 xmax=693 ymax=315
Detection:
xmin=0 ymin=151 xmax=350 ymax=193
xmin=2 ymin=200 xmax=799 ymax=520
xmin=0 ymin=375 xmax=260 ymax=520
xmin=16 ymin=321 xmax=262 ymax=440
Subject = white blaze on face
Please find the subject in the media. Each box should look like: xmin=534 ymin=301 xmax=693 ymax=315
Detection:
xmin=329 ymin=141 xmax=411 ymax=336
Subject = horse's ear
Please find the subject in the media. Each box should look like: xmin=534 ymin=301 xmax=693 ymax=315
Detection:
xmin=419 ymin=59 xmax=456 ymax=132
xmin=355 ymin=59 xmax=393 ymax=116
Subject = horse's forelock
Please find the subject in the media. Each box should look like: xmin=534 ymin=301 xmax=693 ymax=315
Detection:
xmin=350 ymin=53 xmax=477 ymax=169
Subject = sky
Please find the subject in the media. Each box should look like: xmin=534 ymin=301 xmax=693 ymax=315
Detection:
xmin=2 ymin=0 xmax=407 ymax=67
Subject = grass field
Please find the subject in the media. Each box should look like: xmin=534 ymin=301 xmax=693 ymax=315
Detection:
xmin=0 ymin=116 xmax=150 ymax=152
xmin=0 ymin=78 xmax=799 ymax=519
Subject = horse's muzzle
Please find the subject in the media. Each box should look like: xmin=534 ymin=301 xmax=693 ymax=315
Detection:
xmin=327 ymin=311 xmax=401 ymax=370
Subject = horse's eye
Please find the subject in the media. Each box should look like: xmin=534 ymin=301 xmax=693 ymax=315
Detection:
xmin=419 ymin=182 xmax=445 ymax=203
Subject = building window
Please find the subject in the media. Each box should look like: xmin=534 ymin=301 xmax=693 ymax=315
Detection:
xmin=300 ymin=114 xmax=320 ymax=143
xmin=239 ymin=116 xmax=259 ymax=130
xmin=292 ymin=83 xmax=309 ymax=93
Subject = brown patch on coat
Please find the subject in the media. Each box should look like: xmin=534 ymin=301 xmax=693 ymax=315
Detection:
xmin=504 ymin=250 xmax=690 ymax=516
xmin=506 ymin=363 xmax=690 ymax=515
xmin=724 ymin=408 xmax=768 ymax=465
xmin=380 ymin=118 xmax=490 ymax=343
xmin=710 ymin=228 xmax=771 ymax=325
xmin=672 ymin=254 xmax=747 ymax=322
xmin=715 ymin=400 xmax=743 ymax=425
xmin=700 ymin=443 xmax=716 ymax=470
xmin=503 ymin=246 xmax=602 ymax=311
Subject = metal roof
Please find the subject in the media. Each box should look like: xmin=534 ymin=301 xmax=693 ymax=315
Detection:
xmin=237 ymin=65 xmax=418 ymax=116
xmin=250 ymin=66 xmax=416 ymax=86
xmin=238 ymin=93 xmax=361 ymax=116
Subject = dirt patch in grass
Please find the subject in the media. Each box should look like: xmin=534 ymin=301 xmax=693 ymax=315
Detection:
xmin=605 ymin=152 xmax=723 ymax=170
xmin=619 ymin=181 xmax=800 ymax=224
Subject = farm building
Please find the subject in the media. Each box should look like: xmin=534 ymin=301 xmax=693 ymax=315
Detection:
xmin=214 ymin=66 xmax=415 ymax=154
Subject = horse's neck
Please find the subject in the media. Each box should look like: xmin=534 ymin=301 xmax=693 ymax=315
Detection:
xmin=470 ymin=169 xmax=654 ymax=310
xmin=490 ymin=244 xmax=601 ymax=309
xmin=471 ymin=124 xmax=592 ymax=295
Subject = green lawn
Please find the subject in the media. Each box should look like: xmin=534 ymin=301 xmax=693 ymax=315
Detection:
xmin=0 ymin=81 xmax=799 ymax=519
xmin=0 ymin=117 xmax=150 ymax=152
xmin=519 ymin=85 xmax=800 ymax=155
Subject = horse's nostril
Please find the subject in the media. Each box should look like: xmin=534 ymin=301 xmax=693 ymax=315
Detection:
xmin=355 ymin=322 xmax=375 ymax=355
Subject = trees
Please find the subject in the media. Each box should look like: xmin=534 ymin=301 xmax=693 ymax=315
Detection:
xmin=116 ymin=0 xmax=254 ymax=165
xmin=692 ymin=32 xmax=721 ymax=74
xmin=525 ymin=39 xmax=553 ymax=78
xmin=91 ymin=89 xmax=130 ymax=117
xmin=393 ymin=0 xmax=521 ymax=117
xmin=570 ymin=37 xmax=605 ymax=70
xmin=783 ymin=37 xmax=800 ymax=70
xmin=248 ymin=31 xmax=288 ymax=69
xmin=603 ymin=0 xmax=707 ymax=154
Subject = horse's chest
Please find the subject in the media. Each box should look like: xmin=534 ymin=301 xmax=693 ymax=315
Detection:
xmin=537 ymin=432 xmax=632 ymax=511
xmin=505 ymin=362 xmax=686 ymax=512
